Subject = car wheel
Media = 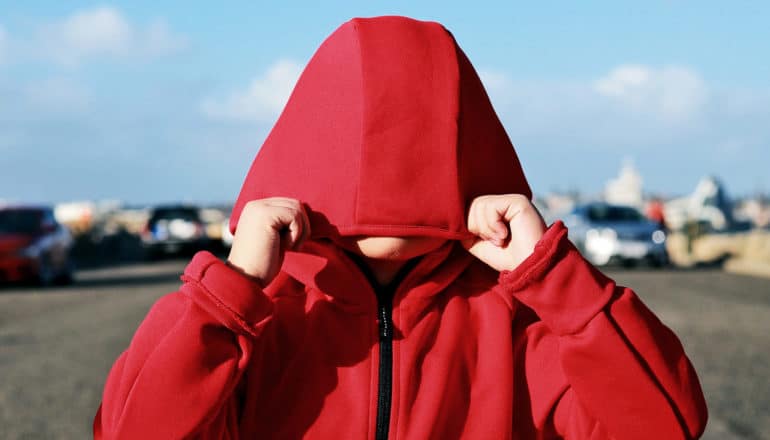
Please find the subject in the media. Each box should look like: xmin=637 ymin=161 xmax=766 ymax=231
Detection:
xmin=36 ymin=257 xmax=55 ymax=287
xmin=55 ymin=257 xmax=76 ymax=285
xmin=620 ymin=258 xmax=637 ymax=269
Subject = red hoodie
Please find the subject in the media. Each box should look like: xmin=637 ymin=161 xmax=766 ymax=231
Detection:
xmin=94 ymin=16 xmax=707 ymax=439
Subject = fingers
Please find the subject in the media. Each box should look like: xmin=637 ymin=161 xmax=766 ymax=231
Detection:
xmin=467 ymin=196 xmax=501 ymax=245
xmin=476 ymin=202 xmax=503 ymax=245
xmin=297 ymin=203 xmax=311 ymax=248
xmin=256 ymin=198 xmax=311 ymax=251
xmin=484 ymin=201 xmax=509 ymax=243
xmin=467 ymin=200 xmax=489 ymax=243
xmin=467 ymin=194 xmax=529 ymax=247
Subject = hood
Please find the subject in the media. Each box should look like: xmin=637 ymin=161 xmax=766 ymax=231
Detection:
xmin=230 ymin=16 xmax=531 ymax=241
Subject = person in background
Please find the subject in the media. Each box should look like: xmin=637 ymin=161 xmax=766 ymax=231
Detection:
xmin=646 ymin=197 xmax=668 ymax=231
xmin=94 ymin=16 xmax=708 ymax=439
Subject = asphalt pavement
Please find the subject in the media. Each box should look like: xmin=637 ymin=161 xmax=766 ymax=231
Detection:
xmin=0 ymin=258 xmax=768 ymax=439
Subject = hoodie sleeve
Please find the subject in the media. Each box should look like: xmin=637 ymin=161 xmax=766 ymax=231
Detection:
xmin=93 ymin=251 xmax=274 ymax=440
xmin=499 ymin=221 xmax=708 ymax=440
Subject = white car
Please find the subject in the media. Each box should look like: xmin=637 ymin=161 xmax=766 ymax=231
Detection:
xmin=564 ymin=202 xmax=668 ymax=267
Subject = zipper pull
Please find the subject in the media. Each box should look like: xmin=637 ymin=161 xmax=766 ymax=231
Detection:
xmin=379 ymin=305 xmax=391 ymax=340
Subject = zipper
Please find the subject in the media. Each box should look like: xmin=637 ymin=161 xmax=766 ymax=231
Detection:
xmin=342 ymin=251 xmax=420 ymax=440
xmin=375 ymin=290 xmax=394 ymax=440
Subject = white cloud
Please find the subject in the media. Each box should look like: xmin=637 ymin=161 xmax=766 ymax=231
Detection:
xmin=594 ymin=64 xmax=708 ymax=121
xmin=48 ymin=7 xmax=133 ymax=58
xmin=476 ymin=63 xmax=712 ymax=146
xmin=468 ymin=63 xmax=770 ymax=195
xmin=200 ymin=59 xmax=303 ymax=123
xmin=3 ymin=6 xmax=186 ymax=66
xmin=141 ymin=19 xmax=185 ymax=56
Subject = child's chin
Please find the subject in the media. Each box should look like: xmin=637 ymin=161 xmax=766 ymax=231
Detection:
xmin=345 ymin=236 xmax=449 ymax=260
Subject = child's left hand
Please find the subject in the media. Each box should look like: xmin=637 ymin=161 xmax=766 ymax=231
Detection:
xmin=462 ymin=194 xmax=547 ymax=272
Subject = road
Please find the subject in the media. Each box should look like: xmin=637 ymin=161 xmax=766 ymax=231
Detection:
xmin=0 ymin=258 xmax=768 ymax=439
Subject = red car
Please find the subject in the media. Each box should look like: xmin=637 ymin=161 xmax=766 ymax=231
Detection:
xmin=0 ymin=205 xmax=75 ymax=285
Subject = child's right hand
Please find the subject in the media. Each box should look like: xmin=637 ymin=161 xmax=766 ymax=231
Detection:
xmin=226 ymin=197 xmax=311 ymax=287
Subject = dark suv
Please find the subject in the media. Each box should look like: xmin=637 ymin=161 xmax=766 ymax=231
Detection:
xmin=141 ymin=205 xmax=207 ymax=258
xmin=0 ymin=205 xmax=75 ymax=285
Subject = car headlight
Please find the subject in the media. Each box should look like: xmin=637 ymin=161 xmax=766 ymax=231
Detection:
xmin=585 ymin=228 xmax=618 ymax=259
xmin=587 ymin=228 xmax=617 ymax=240
xmin=652 ymin=229 xmax=666 ymax=244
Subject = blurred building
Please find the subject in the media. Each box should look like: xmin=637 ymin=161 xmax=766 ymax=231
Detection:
xmin=539 ymin=192 xmax=579 ymax=224
xmin=664 ymin=176 xmax=735 ymax=231
xmin=604 ymin=159 xmax=643 ymax=208
xmin=54 ymin=201 xmax=96 ymax=234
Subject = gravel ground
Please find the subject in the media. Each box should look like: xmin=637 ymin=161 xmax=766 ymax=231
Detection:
xmin=0 ymin=259 xmax=767 ymax=439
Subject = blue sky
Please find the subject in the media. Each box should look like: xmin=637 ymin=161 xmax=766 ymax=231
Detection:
xmin=1 ymin=1 xmax=768 ymax=204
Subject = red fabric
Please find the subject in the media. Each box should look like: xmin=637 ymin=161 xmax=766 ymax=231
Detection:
xmin=228 ymin=16 xmax=530 ymax=241
xmin=95 ymin=16 xmax=707 ymax=439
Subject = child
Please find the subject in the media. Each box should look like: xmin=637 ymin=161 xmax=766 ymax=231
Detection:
xmin=94 ymin=16 xmax=707 ymax=439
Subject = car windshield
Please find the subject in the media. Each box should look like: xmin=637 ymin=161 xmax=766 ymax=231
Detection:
xmin=587 ymin=205 xmax=644 ymax=222
xmin=0 ymin=209 xmax=43 ymax=234
xmin=150 ymin=208 xmax=199 ymax=223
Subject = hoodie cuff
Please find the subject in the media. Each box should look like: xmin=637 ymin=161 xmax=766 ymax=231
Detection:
xmin=180 ymin=251 xmax=273 ymax=336
xmin=498 ymin=221 xmax=616 ymax=335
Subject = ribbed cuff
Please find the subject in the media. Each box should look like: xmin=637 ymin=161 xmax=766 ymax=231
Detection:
xmin=498 ymin=221 xmax=616 ymax=335
xmin=180 ymin=251 xmax=274 ymax=336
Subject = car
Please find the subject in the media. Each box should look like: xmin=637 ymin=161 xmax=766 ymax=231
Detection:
xmin=141 ymin=205 xmax=208 ymax=258
xmin=564 ymin=202 xmax=668 ymax=267
xmin=0 ymin=205 xmax=75 ymax=285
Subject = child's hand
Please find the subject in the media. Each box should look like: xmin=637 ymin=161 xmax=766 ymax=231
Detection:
xmin=462 ymin=194 xmax=546 ymax=272
xmin=227 ymin=198 xmax=311 ymax=287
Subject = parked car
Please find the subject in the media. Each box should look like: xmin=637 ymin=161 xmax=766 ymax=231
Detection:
xmin=0 ymin=205 xmax=75 ymax=285
xmin=564 ymin=202 xmax=668 ymax=267
xmin=141 ymin=205 xmax=208 ymax=258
